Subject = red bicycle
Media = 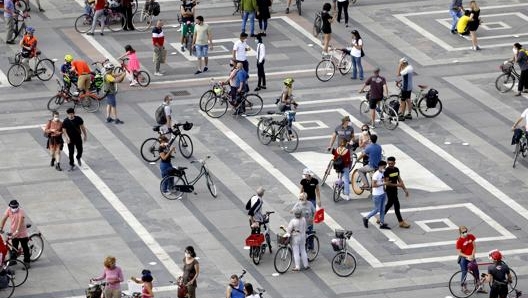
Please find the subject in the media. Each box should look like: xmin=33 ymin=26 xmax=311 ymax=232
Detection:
xmin=245 ymin=211 xmax=274 ymax=265
xmin=2 ymin=224 xmax=44 ymax=263
xmin=113 ymin=57 xmax=151 ymax=87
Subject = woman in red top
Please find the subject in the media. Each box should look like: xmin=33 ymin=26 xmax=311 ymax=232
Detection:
xmin=455 ymin=226 xmax=486 ymax=293
xmin=331 ymin=139 xmax=351 ymax=200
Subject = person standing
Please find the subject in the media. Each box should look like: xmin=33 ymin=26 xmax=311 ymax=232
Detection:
xmin=321 ymin=3 xmax=334 ymax=55
xmin=193 ymin=16 xmax=213 ymax=75
xmin=159 ymin=135 xmax=175 ymax=195
xmin=456 ymin=226 xmax=487 ymax=294
xmin=336 ymin=0 xmax=349 ymax=27
xmin=102 ymin=63 xmax=126 ymax=124
xmin=486 ymin=250 xmax=512 ymax=298
xmin=180 ymin=0 xmax=196 ymax=52
xmin=152 ymin=20 xmax=165 ymax=76
xmin=350 ymin=30 xmax=364 ymax=80
xmin=299 ymin=168 xmax=321 ymax=207
xmin=161 ymin=95 xmax=173 ymax=133
xmin=244 ymin=283 xmax=260 ymax=298
xmin=0 ymin=200 xmax=31 ymax=267
xmin=359 ymin=67 xmax=388 ymax=128
xmin=182 ymin=246 xmax=200 ymax=298
xmin=121 ymin=0 xmax=135 ymax=30
xmin=449 ymin=0 xmax=464 ymax=34
xmin=19 ymin=26 xmax=38 ymax=81
xmin=513 ymin=43 xmax=528 ymax=96
xmin=131 ymin=270 xmax=154 ymax=298
xmin=362 ymin=161 xmax=390 ymax=229
xmin=87 ymin=0 xmax=106 ymax=36
xmin=255 ymin=0 xmax=270 ymax=36
xmin=233 ymin=32 xmax=250 ymax=73
xmin=382 ymin=156 xmax=410 ymax=228
xmin=396 ymin=57 xmax=414 ymax=121
xmin=62 ymin=108 xmax=87 ymax=171
xmin=286 ymin=208 xmax=309 ymax=271
xmin=226 ymin=274 xmax=244 ymax=298
xmin=234 ymin=62 xmax=249 ymax=115
xmin=254 ymin=34 xmax=266 ymax=91
xmin=240 ymin=0 xmax=258 ymax=37
xmin=91 ymin=256 xmax=124 ymax=298
xmin=44 ymin=111 xmax=64 ymax=171
xmin=291 ymin=192 xmax=315 ymax=249
xmin=4 ymin=0 xmax=15 ymax=44
xmin=468 ymin=0 xmax=480 ymax=51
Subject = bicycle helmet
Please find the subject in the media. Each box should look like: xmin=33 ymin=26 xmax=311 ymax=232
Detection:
xmin=182 ymin=121 xmax=193 ymax=131
xmin=490 ymin=250 xmax=503 ymax=262
xmin=64 ymin=54 xmax=73 ymax=63
xmin=25 ymin=26 xmax=35 ymax=34
xmin=283 ymin=77 xmax=294 ymax=87
xmin=104 ymin=63 xmax=115 ymax=71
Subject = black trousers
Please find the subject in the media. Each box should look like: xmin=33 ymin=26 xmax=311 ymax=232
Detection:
xmin=12 ymin=237 xmax=30 ymax=263
xmin=122 ymin=6 xmax=134 ymax=30
xmin=519 ymin=69 xmax=528 ymax=92
xmin=257 ymin=59 xmax=266 ymax=87
xmin=384 ymin=190 xmax=403 ymax=222
xmin=68 ymin=141 xmax=83 ymax=166
xmin=337 ymin=0 xmax=349 ymax=24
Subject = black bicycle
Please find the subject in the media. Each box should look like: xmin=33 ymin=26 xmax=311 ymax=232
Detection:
xmin=7 ymin=51 xmax=55 ymax=87
xmin=10 ymin=10 xmax=29 ymax=41
xmin=257 ymin=111 xmax=299 ymax=152
xmin=160 ymin=156 xmax=217 ymax=200
xmin=496 ymin=61 xmax=521 ymax=93
xmin=140 ymin=122 xmax=194 ymax=162
xmin=513 ymin=129 xmax=527 ymax=168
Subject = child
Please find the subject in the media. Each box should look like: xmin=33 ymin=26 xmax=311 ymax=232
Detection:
xmin=61 ymin=54 xmax=75 ymax=90
xmin=118 ymin=45 xmax=141 ymax=86
xmin=456 ymin=10 xmax=471 ymax=36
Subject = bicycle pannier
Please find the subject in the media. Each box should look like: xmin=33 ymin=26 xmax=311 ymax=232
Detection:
xmin=150 ymin=1 xmax=160 ymax=16
xmin=155 ymin=104 xmax=167 ymax=125
xmin=425 ymin=88 xmax=439 ymax=108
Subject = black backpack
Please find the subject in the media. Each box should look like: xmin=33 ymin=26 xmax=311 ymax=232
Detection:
xmin=150 ymin=1 xmax=160 ymax=16
xmin=155 ymin=104 xmax=167 ymax=125
xmin=426 ymin=89 xmax=439 ymax=108
xmin=333 ymin=155 xmax=344 ymax=172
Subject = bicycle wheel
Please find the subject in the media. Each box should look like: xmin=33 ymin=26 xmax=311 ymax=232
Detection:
xmin=140 ymin=137 xmax=161 ymax=162
xmin=321 ymin=159 xmax=333 ymax=185
xmin=47 ymin=95 xmax=64 ymax=111
xmin=243 ymin=94 xmax=263 ymax=116
xmin=333 ymin=179 xmax=343 ymax=202
xmin=359 ymin=100 xmax=370 ymax=119
xmin=417 ymin=97 xmax=442 ymax=118
xmin=513 ymin=143 xmax=521 ymax=168
xmin=0 ymin=277 xmax=14 ymax=298
xmin=381 ymin=106 xmax=399 ymax=130
xmin=509 ymin=268 xmax=518 ymax=293
xmin=315 ymin=59 xmax=335 ymax=82
xmin=252 ymin=246 xmax=261 ymax=265
xmin=205 ymin=173 xmax=217 ymax=198
xmin=107 ymin=12 xmax=124 ymax=32
xmin=495 ymin=73 xmax=515 ymax=93
xmin=331 ymin=252 xmax=357 ymax=277
xmin=132 ymin=10 xmax=153 ymax=32
xmin=273 ymin=247 xmax=292 ymax=273
xmin=204 ymin=96 xmax=228 ymax=118
xmin=338 ymin=55 xmax=352 ymax=75
xmin=35 ymin=58 xmax=55 ymax=81
xmin=136 ymin=70 xmax=150 ymax=87
xmin=131 ymin=0 xmax=138 ymax=13
xmin=74 ymin=14 xmax=93 ymax=33
xmin=28 ymin=233 xmax=44 ymax=262
xmin=279 ymin=128 xmax=299 ymax=153
xmin=265 ymin=233 xmax=272 ymax=254
xmin=306 ymin=234 xmax=319 ymax=262
xmin=257 ymin=119 xmax=273 ymax=145
xmin=80 ymin=94 xmax=100 ymax=113
xmin=178 ymin=134 xmax=193 ymax=158
xmin=296 ymin=0 xmax=301 ymax=15
xmin=160 ymin=175 xmax=185 ymax=200
xmin=448 ymin=270 xmax=477 ymax=298
xmin=351 ymin=169 xmax=364 ymax=195
xmin=7 ymin=64 xmax=26 ymax=87
xmin=15 ymin=0 xmax=28 ymax=11
xmin=199 ymin=90 xmax=215 ymax=111
xmin=5 ymin=259 xmax=28 ymax=287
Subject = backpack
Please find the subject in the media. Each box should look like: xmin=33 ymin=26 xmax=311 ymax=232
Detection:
xmin=425 ymin=88 xmax=439 ymax=108
xmin=313 ymin=12 xmax=322 ymax=37
xmin=246 ymin=196 xmax=262 ymax=216
xmin=333 ymin=155 xmax=344 ymax=172
xmin=150 ymin=1 xmax=160 ymax=16
xmin=155 ymin=104 xmax=167 ymax=125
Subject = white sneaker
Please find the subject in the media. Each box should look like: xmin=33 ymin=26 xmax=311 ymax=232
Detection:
xmin=342 ymin=194 xmax=350 ymax=201
xmin=130 ymin=81 xmax=138 ymax=86
xmin=154 ymin=72 xmax=163 ymax=76
xmin=177 ymin=27 xmax=182 ymax=32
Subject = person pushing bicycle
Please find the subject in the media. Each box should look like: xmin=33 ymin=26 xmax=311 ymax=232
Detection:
xmin=327 ymin=115 xmax=356 ymax=152
xmin=278 ymin=77 xmax=298 ymax=137
xmin=485 ymin=250 xmax=513 ymax=298
xmin=246 ymin=187 xmax=265 ymax=234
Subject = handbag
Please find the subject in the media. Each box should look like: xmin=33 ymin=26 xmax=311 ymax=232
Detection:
xmin=177 ymin=276 xmax=187 ymax=298
xmin=361 ymin=48 xmax=365 ymax=57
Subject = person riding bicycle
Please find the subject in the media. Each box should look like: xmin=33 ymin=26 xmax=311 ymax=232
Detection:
xmin=358 ymin=124 xmax=371 ymax=165
xmin=19 ymin=26 xmax=38 ymax=81
xmin=357 ymin=134 xmax=382 ymax=189
xmin=246 ymin=186 xmax=265 ymax=234
xmin=327 ymin=115 xmax=356 ymax=152
xmin=226 ymin=274 xmax=244 ymax=298
xmin=485 ymin=250 xmax=512 ymax=298
xmin=278 ymin=77 xmax=298 ymax=136
xmin=180 ymin=0 xmax=196 ymax=52
xmin=332 ymin=139 xmax=352 ymax=200
xmin=70 ymin=58 xmax=92 ymax=93
xmin=61 ymin=54 xmax=75 ymax=90
xmin=117 ymin=44 xmax=141 ymax=86
xmin=511 ymin=107 xmax=528 ymax=145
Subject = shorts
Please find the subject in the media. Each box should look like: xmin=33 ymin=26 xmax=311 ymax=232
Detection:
xmin=77 ymin=74 xmax=91 ymax=92
xmin=182 ymin=22 xmax=195 ymax=37
xmin=106 ymin=93 xmax=116 ymax=107
xmin=195 ymin=44 xmax=208 ymax=58
xmin=401 ymin=90 xmax=411 ymax=100
xmin=369 ymin=97 xmax=381 ymax=109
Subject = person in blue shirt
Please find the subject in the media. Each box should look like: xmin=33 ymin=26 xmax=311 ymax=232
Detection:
xmin=234 ymin=62 xmax=249 ymax=115
xmin=226 ymin=274 xmax=245 ymax=298
xmin=357 ymin=134 xmax=382 ymax=189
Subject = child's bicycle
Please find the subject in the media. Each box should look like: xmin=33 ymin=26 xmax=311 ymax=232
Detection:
xmin=86 ymin=280 xmax=142 ymax=298
xmin=330 ymin=229 xmax=357 ymax=277
xmin=245 ymin=211 xmax=274 ymax=265
xmin=113 ymin=57 xmax=151 ymax=87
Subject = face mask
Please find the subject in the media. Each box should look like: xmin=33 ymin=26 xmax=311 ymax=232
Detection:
xmin=184 ymin=252 xmax=190 ymax=258
xmin=10 ymin=208 xmax=18 ymax=213
xmin=53 ymin=116 xmax=59 ymax=121
xmin=461 ymin=232 xmax=468 ymax=237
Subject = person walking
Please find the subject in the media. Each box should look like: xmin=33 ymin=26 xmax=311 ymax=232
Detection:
xmin=226 ymin=274 xmax=244 ymax=298
xmin=152 ymin=20 xmax=165 ymax=76
xmin=456 ymin=226 xmax=487 ymax=294
xmin=299 ymin=168 xmax=321 ymax=207
xmin=254 ymin=34 xmax=266 ymax=91
xmin=233 ymin=32 xmax=250 ymax=73
xmin=182 ymin=246 xmax=200 ymax=298
xmin=468 ymin=0 xmax=480 ymax=51
xmin=359 ymin=67 xmax=388 ymax=128
xmin=336 ymin=0 xmax=349 ymax=27
xmin=255 ymin=0 xmax=270 ymax=36
xmin=350 ymin=30 xmax=364 ymax=80
xmin=321 ymin=3 xmax=334 ymax=55
xmin=449 ymin=0 xmax=464 ymax=34
xmin=44 ymin=111 xmax=64 ymax=171
xmin=0 ymin=200 xmax=31 ymax=267
xmin=513 ymin=43 xmax=528 ymax=96
xmin=4 ymin=0 xmax=16 ymax=44
xmin=396 ymin=57 xmax=414 ymax=121
xmin=87 ymin=0 xmax=106 ymax=36
xmin=382 ymin=156 xmax=410 ymax=228
xmin=102 ymin=63 xmax=126 ymax=124
xmin=240 ymin=0 xmax=258 ymax=37
xmin=193 ymin=16 xmax=213 ymax=74
xmin=62 ymin=108 xmax=87 ymax=171
xmin=91 ymin=256 xmax=124 ymax=298
xmin=362 ymin=160 xmax=390 ymax=229
xmin=286 ymin=208 xmax=309 ymax=271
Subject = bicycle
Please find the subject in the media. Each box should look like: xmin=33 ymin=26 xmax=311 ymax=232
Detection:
xmin=0 ymin=258 xmax=28 ymax=288
xmin=47 ymin=79 xmax=101 ymax=113
xmin=257 ymin=111 xmax=299 ymax=153
xmin=63 ymin=63 xmax=107 ymax=100
xmin=496 ymin=61 xmax=520 ymax=93
xmin=140 ymin=122 xmax=193 ymax=161
xmin=331 ymin=153 xmax=358 ymax=202
xmin=203 ymin=82 xmax=263 ymax=118
xmin=3 ymin=224 xmax=44 ymax=263
xmin=159 ymin=155 xmax=217 ymax=200
xmin=245 ymin=211 xmax=274 ymax=265
xmin=0 ymin=270 xmax=15 ymax=298
xmin=359 ymin=91 xmax=399 ymax=130
xmin=113 ymin=57 xmax=150 ymax=87
xmin=513 ymin=129 xmax=527 ymax=168
xmin=10 ymin=10 xmax=29 ymax=41
xmin=131 ymin=3 xmax=154 ymax=32
xmin=74 ymin=7 xmax=125 ymax=33
xmin=388 ymin=80 xmax=443 ymax=118
xmin=448 ymin=259 xmax=518 ymax=298
xmin=232 ymin=0 xmax=241 ymax=15
xmin=315 ymin=46 xmax=352 ymax=82
xmin=14 ymin=0 xmax=28 ymax=12
xmin=330 ymin=229 xmax=357 ymax=277
xmin=273 ymin=227 xmax=319 ymax=273
xmin=7 ymin=51 xmax=55 ymax=87
xmin=86 ymin=280 xmax=142 ymax=298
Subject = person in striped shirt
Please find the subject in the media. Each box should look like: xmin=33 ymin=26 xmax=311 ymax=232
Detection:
xmin=152 ymin=20 xmax=165 ymax=76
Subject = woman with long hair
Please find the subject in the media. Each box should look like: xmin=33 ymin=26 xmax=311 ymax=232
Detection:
xmin=45 ymin=111 xmax=64 ymax=171
xmin=321 ymin=3 xmax=334 ymax=55
xmin=468 ymin=0 xmax=481 ymax=51
xmin=350 ymin=30 xmax=364 ymax=80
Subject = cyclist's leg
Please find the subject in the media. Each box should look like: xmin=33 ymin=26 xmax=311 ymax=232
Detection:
xmin=180 ymin=23 xmax=188 ymax=50
xmin=342 ymin=166 xmax=350 ymax=196
xmin=368 ymin=97 xmax=377 ymax=125
xmin=358 ymin=164 xmax=372 ymax=187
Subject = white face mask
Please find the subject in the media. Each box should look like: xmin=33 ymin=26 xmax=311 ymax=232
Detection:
xmin=10 ymin=208 xmax=18 ymax=213
xmin=184 ymin=252 xmax=190 ymax=258
xmin=53 ymin=116 xmax=59 ymax=121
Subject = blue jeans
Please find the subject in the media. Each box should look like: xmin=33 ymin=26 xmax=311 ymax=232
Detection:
xmin=366 ymin=193 xmax=386 ymax=223
xmin=450 ymin=10 xmax=463 ymax=31
xmin=338 ymin=166 xmax=350 ymax=195
xmin=351 ymin=56 xmax=363 ymax=80
xmin=258 ymin=19 xmax=268 ymax=31
xmin=459 ymin=258 xmax=480 ymax=285
xmin=241 ymin=11 xmax=255 ymax=35
xmin=160 ymin=162 xmax=174 ymax=192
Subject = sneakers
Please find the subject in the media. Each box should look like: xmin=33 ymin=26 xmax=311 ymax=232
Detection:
xmin=154 ymin=72 xmax=163 ymax=76
xmin=181 ymin=46 xmax=185 ymax=52
xmin=86 ymin=32 xmax=94 ymax=36
xmin=115 ymin=119 xmax=124 ymax=124
xmin=362 ymin=217 xmax=369 ymax=228
xmin=50 ymin=158 xmax=55 ymax=167
xmin=399 ymin=221 xmax=411 ymax=228
xmin=194 ymin=70 xmax=202 ymax=75
xmin=55 ymin=163 xmax=62 ymax=171
xmin=405 ymin=113 xmax=412 ymax=120
xmin=77 ymin=158 xmax=82 ymax=166
xmin=203 ymin=67 xmax=208 ymax=72
xmin=451 ymin=29 xmax=456 ymax=34
xmin=130 ymin=81 xmax=138 ymax=86
xmin=106 ymin=117 xmax=114 ymax=123
xmin=341 ymin=194 xmax=350 ymax=201
xmin=285 ymin=7 xmax=289 ymax=13
xmin=379 ymin=223 xmax=391 ymax=229
xmin=398 ymin=114 xmax=405 ymax=121
xmin=6 ymin=40 xmax=15 ymax=44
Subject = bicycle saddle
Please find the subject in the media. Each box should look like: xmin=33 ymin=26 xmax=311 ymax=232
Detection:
xmin=36 ymin=50 xmax=41 ymax=56
xmin=26 ymin=224 xmax=32 ymax=228
xmin=152 ymin=125 xmax=161 ymax=132
xmin=418 ymin=84 xmax=428 ymax=90
xmin=177 ymin=166 xmax=187 ymax=171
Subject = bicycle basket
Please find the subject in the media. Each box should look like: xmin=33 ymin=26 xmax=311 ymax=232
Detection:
xmin=276 ymin=234 xmax=290 ymax=245
xmin=245 ymin=234 xmax=265 ymax=247
xmin=500 ymin=62 xmax=513 ymax=74
xmin=182 ymin=121 xmax=193 ymax=131
xmin=335 ymin=229 xmax=345 ymax=238
xmin=213 ymin=85 xmax=223 ymax=95
xmin=331 ymin=238 xmax=345 ymax=252
xmin=8 ymin=54 xmax=21 ymax=64
xmin=85 ymin=284 xmax=103 ymax=298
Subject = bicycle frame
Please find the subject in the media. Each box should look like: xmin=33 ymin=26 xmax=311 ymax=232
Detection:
xmin=179 ymin=161 xmax=208 ymax=187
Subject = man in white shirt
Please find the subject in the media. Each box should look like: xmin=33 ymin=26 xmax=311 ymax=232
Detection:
xmin=162 ymin=95 xmax=173 ymax=134
xmin=233 ymin=32 xmax=250 ymax=73
xmin=397 ymin=57 xmax=414 ymax=121
xmin=362 ymin=160 xmax=390 ymax=229
xmin=192 ymin=16 xmax=213 ymax=75
xmin=512 ymin=108 xmax=528 ymax=132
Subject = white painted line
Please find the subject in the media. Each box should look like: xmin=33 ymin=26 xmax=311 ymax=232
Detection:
xmin=65 ymin=285 xmax=178 ymax=298
xmin=0 ymin=124 xmax=42 ymax=132
xmin=415 ymin=218 xmax=459 ymax=232
xmin=81 ymin=34 xmax=120 ymax=66
xmin=0 ymin=68 xmax=9 ymax=88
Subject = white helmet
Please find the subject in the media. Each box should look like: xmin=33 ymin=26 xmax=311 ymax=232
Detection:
xmin=104 ymin=63 xmax=115 ymax=71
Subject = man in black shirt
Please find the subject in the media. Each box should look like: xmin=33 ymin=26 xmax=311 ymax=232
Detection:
xmin=487 ymin=250 xmax=512 ymax=298
xmin=299 ymin=168 xmax=321 ymax=208
xmin=62 ymin=108 xmax=87 ymax=171
xmin=383 ymin=156 xmax=410 ymax=228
